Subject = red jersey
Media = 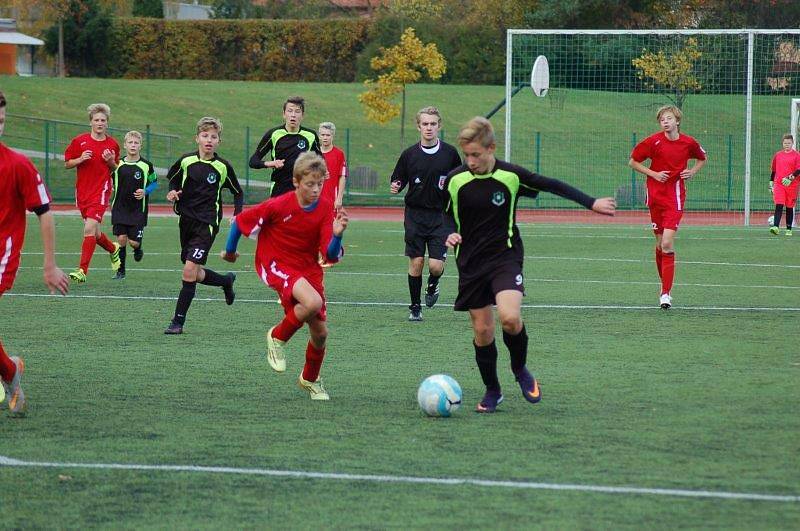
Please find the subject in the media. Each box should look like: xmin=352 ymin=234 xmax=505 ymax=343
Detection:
xmin=321 ymin=147 xmax=347 ymax=206
xmin=64 ymin=132 xmax=120 ymax=208
xmin=0 ymin=142 xmax=51 ymax=292
xmin=235 ymin=191 xmax=338 ymax=279
xmin=771 ymin=149 xmax=800 ymax=186
xmin=631 ymin=132 xmax=706 ymax=209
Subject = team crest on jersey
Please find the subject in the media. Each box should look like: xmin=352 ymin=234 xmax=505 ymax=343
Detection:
xmin=134 ymin=170 xmax=143 ymax=180
xmin=207 ymin=172 xmax=218 ymax=184
xmin=438 ymin=175 xmax=447 ymax=190
xmin=297 ymin=139 xmax=307 ymax=149
xmin=491 ymin=191 xmax=506 ymax=206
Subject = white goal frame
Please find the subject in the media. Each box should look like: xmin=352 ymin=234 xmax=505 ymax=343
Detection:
xmin=506 ymin=29 xmax=800 ymax=226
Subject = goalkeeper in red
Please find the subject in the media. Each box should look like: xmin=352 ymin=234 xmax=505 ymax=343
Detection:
xmin=629 ymin=105 xmax=706 ymax=309
xmin=768 ymin=134 xmax=800 ymax=236
xmin=221 ymin=152 xmax=348 ymax=401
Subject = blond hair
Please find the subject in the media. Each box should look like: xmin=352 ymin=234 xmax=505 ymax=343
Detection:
xmin=196 ymin=116 xmax=222 ymax=136
xmin=416 ymin=106 xmax=442 ymax=126
xmin=293 ymin=152 xmax=327 ymax=181
xmin=319 ymin=121 xmax=336 ymax=135
xmin=87 ymin=103 xmax=110 ymax=120
xmin=656 ymin=105 xmax=682 ymax=125
xmin=124 ymin=130 xmax=143 ymax=143
xmin=457 ymin=116 xmax=495 ymax=148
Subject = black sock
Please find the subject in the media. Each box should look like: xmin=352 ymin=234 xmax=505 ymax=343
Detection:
xmin=426 ymin=272 xmax=441 ymax=292
xmin=408 ymin=274 xmax=422 ymax=307
xmin=503 ymin=325 xmax=529 ymax=376
xmin=474 ymin=340 xmax=500 ymax=392
xmin=173 ymin=280 xmax=196 ymax=325
xmin=786 ymin=207 xmax=794 ymax=230
xmin=774 ymin=204 xmax=784 ymax=228
xmin=118 ymin=245 xmax=126 ymax=273
xmin=200 ymin=268 xmax=226 ymax=287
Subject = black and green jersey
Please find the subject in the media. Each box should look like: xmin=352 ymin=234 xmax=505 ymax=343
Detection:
xmin=249 ymin=124 xmax=322 ymax=198
xmin=167 ymin=151 xmax=243 ymax=227
xmin=444 ymin=159 xmax=595 ymax=277
xmin=111 ymin=157 xmax=157 ymax=226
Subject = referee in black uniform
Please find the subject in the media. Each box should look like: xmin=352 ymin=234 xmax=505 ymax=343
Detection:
xmin=444 ymin=117 xmax=616 ymax=413
xmin=390 ymin=106 xmax=461 ymax=321
xmin=249 ymin=96 xmax=322 ymax=198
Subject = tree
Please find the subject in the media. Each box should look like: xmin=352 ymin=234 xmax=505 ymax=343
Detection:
xmin=632 ymin=37 xmax=702 ymax=109
xmin=43 ymin=0 xmax=114 ymax=77
xmin=359 ymin=28 xmax=446 ymax=145
xmin=132 ymin=0 xmax=163 ymax=18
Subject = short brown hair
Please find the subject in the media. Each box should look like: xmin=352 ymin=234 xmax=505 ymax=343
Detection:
xmin=416 ymin=106 xmax=442 ymax=126
xmin=196 ymin=116 xmax=222 ymax=136
xmin=656 ymin=105 xmax=682 ymax=124
xmin=284 ymin=96 xmax=305 ymax=113
xmin=457 ymin=117 xmax=495 ymax=148
xmin=782 ymin=133 xmax=794 ymax=142
xmin=293 ymin=151 xmax=327 ymax=181
xmin=87 ymin=103 xmax=110 ymax=120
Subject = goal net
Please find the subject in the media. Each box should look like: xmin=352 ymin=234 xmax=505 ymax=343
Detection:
xmin=505 ymin=29 xmax=800 ymax=225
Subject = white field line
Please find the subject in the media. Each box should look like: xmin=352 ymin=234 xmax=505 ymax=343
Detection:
xmin=0 ymin=455 xmax=797 ymax=503
xmin=5 ymin=292 xmax=800 ymax=311
xmin=18 ymin=251 xmax=800 ymax=269
xmin=14 ymin=266 xmax=800 ymax=291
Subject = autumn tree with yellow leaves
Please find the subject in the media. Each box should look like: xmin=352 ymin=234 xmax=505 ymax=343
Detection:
xmin=359 ymin=27 xmax=446 ymax=144
xmin=632 ymin=37 xmax=703 ymax=110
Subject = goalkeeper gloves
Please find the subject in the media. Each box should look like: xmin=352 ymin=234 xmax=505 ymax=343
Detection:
xmin=781 ymin=176 xmax=794 ymax=186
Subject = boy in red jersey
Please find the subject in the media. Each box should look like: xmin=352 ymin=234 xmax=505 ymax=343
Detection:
xmin=0 ymin=91 xmax=69 ymax=416
xmin=221 ymin=152 xmax=348 ymax=400
xmin=629 ymin=105 xmax=706 ymax=309
xmin=318 ymin=121 xmax=347 ymax=212
xmin=64 ymin=103 xmax=122 ymax=283
xmin=768 ymin=134 xmax=800 ymax=236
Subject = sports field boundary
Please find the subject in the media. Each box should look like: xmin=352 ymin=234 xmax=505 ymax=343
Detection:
xmin=1 ymin=455 xmax=797 ymax=503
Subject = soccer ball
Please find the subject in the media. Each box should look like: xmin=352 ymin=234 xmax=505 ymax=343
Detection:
xmin=417 ymin=374 xmax=462 ymax=417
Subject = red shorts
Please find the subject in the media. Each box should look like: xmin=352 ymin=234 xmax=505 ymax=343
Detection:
xmin=773 ymin=182 xmax=799 ymax=208
xmin=258 ymin=260 xmax=327 ymax=321
xmin=649 ymin=202 xmax=683 ymax=234
xmin=79 ymin=203 xmax=107 ymax=223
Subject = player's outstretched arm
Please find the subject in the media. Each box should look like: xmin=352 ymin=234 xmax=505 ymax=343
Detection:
xmin=38 ymin=211 xmax=69 ymax=295
xmin=592 ymin=197 xmax=617 ymax=216
xmin=220 ymin=219 xmax=242 ymax=263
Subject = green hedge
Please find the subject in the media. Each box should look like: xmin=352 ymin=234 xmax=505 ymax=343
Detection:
xmin=108 ymin=18 xmax=371 ymax=81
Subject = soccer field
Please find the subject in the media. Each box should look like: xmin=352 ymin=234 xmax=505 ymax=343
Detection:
xmin=1 ymin=213 xmax=799 ymax=528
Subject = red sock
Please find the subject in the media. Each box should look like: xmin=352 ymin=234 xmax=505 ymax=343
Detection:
xmin=661 ymin=252 xmax=675 ymax=295
xmin=271 ymin=309 xmax=303 ymax=342
xmin=96 ymin=232 xmax=116 ymax=253
xmin=79 ymin=236 xmax=96 ymax=272
xmin=0 ymin=341 xmax=15 ymax=383
xmin=302 ymin=341 xmax=326 ymax=382
xmin=655 ymin=246 xmax=663 ymax=279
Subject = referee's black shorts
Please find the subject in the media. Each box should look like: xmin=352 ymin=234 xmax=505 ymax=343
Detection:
xmin=404 ymin=206 xmax=448 ymax=261
xmin=454 ymin=260 xmax=525 ymax=311
xmin=179 ymin=216 xmax=218 ymax=265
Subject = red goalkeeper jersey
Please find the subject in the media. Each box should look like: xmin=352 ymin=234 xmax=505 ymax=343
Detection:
xmin=0 ymin=142 xmax=51 ymax=292
xmin=235 ymin=192 xmax=338 ymax=276
xmin=64 ymin=132 xmax=120 ymax=208
xmin=631 ymin=131 xmax=706 ymax=209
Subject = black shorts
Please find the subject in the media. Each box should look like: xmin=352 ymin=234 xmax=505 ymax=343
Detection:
xmin=179 ymin=216 xmax=218 ymax=265
xmin=454 ymin=260 xmax=525 ymax=311
xmin=112 ymin=223 xmax=144 ymax=242
xmin=404 ymin=206 xmax=448 ymax=261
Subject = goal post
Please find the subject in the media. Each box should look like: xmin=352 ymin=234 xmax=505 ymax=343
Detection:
xmin=505 ymin=29 xmax=800 ymax=225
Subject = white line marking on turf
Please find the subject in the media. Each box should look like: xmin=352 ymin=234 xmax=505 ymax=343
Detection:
xmin=16 ymin=266 xmax=800 ymax=291
xmin=5 ymin=292 xmax=799 ymax=311
xmin=0 ymin=455 xmax=796 ymax=503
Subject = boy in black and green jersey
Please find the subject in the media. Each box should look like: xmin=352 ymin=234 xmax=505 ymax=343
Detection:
xmin=164 ymin=117 xmax=244 ymax=335
xmin=110 ymin=130 xmax=157 ymax=279
xmin=444 ymin=117 xmax=616 ymax=413
xmin=249 ymin=96 xmax=322 ymax=198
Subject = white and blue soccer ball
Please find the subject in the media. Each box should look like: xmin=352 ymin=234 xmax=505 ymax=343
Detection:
xmin=417 ymin=374 xmax=462 ymax=417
